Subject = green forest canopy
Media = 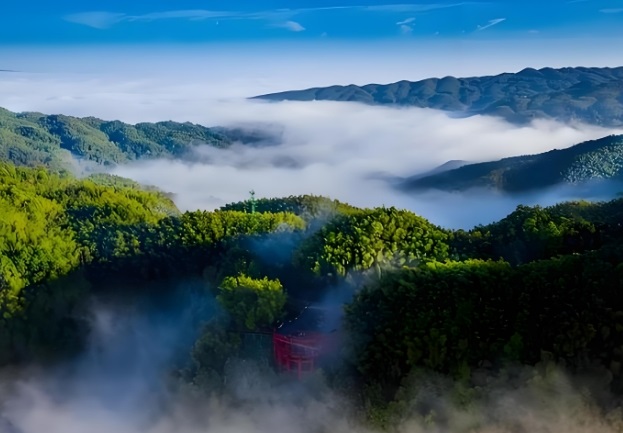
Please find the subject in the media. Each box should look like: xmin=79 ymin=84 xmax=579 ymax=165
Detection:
xmin=3 ymin=163 xmax=623 ymax=411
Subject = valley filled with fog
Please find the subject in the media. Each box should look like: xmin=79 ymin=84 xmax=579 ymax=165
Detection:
xmin=2 ymin=67 xmax=622 ymax=228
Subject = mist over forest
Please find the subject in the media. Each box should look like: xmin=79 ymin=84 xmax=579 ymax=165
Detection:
xmin=2 ymin=14 xmax=623 ymax=432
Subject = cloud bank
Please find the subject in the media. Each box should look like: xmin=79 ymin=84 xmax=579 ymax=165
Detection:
xmin=104 ymin=99 xmax=619 ymax=228
xmin=0 ymin=67 xmax=622 ymax=228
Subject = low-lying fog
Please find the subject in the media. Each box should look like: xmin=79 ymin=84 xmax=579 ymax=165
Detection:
xmin=109 ymin=100 xmax=622 ymax=229
xmin=0 ymin=283 xmax=623 ymax=433
xmin=2 ymin=69 xmax=622 ymax=228
xmin=2 ymin=279 xmax=622 ymax=433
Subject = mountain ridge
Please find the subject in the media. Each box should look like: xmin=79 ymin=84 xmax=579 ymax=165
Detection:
xmin=401 ymin=134 xmax=623 ymax=193
xmin=254 ymin=66 xmax=623 ymax=126
xmin=0 ymin=108 xmax=274 ymax=171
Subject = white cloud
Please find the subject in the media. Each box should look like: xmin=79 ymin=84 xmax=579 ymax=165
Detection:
xmin=396 ymin=17 xmax=415 ymax=34
xmin=64 ymin=12 xmax=126 ymax=29
xmin=396 ymin=17 xmax=416 ymax=25
xmin=600 ymin=8 xmax=623 ymax=13
xmin=399 ymin=24 xmax=414 ymax=34
xmin=275 ymin=20 xmax=306 ymax=32
xmin=477 ymin=17 xmax=506 ymax=31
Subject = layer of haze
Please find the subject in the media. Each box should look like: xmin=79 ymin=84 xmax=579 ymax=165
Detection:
xmin=1 ymin=43 xmax=623 ymax=228
xmin=2 ymin=280 xmax=623 ymax=433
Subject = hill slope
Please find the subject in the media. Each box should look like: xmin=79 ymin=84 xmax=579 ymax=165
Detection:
xmin=0 ymin=108 xmax=233 ymax=170
xmin=401 ymin=134 xmax=623 ymax=193
xmin=255 ymin=66 xmax=623 ymax=126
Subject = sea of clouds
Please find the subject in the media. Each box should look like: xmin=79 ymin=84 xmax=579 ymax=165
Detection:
xmin=2 ymin=65 xmax=622 ymax=228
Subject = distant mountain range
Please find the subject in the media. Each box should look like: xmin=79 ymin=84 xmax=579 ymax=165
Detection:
xmin=255 ymin=66 xmax=623 ymax=126
xmin=401 ymin=134 xmax=623 ymax=193
xmin=0 ymin=108 xmax=270 ymax=171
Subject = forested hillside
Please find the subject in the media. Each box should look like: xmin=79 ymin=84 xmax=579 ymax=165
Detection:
xmin=0 ymin=107 xmax=232 ymax=170
xmin=4 ymin=163 xmax=623 ymax=429
xmin=402 ymin=134 xmax=623 ymax=193
xmin=255 ymin=66 xmax=623 ymax=126
xmin=0 ymin=164 xmax=305 ymax=364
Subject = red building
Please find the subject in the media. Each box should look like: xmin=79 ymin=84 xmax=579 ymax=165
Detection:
xmin=272 ymin=305 xmax=341 ymax=379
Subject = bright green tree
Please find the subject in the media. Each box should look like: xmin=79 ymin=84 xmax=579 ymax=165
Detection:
xmin=217 ymin=274 xmax=286 ymax=330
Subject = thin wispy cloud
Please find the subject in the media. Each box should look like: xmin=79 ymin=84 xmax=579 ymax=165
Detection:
xmin=396 ymin=17 xmax=415 ymax=34
xmin=600 ymin=8 xmax=623 ymax=13
xmin=274 ymin=21 xmax=306 ymax=32
xmin=365 ymin=3 xmax=465 ymax=13
xmin=477 ymin=18 xmax=506 ymax=31
xmin=396 ymin=17 xmax=416 ymax=25
xmin=64 ymin=4 xmax=466 ymax=30
xmin=64 ymin=11 xmax=127 ymax=29
xmin=127 ymin=10 xmax=233 ymax=22
xmin=399 ymin=24 xmax=413 ymax=34
xmin=64 ymin=9 xmax=274 ymax=29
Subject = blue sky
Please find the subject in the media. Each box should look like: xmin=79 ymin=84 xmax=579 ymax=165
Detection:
xmin=2 ymin=0 xmax=623 ymax=45
xmin=1 ymin=0 xmax=623 ymax=97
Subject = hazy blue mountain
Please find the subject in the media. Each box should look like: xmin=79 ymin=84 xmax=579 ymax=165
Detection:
xmin=255 ymin=66 xmax=623 ymax=126
xmin=212 ymin=123 xmax=284 ymax=147
xmin=401 ymin=134 xmax=623 ymax=193
xmin=410 ymin=160 xmax=470 ymax=180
